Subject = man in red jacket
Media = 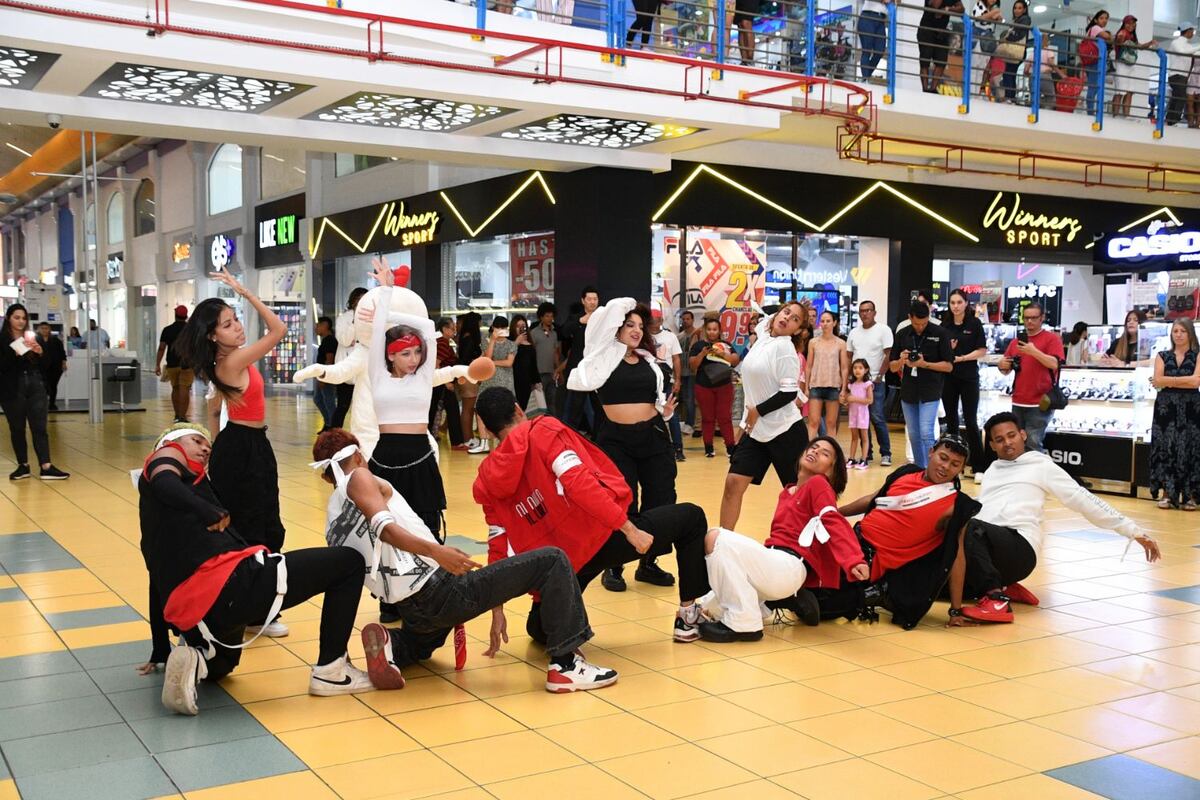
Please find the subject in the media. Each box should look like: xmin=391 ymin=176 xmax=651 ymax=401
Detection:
xmin=473 ymin=387 xmax=711 ymax=647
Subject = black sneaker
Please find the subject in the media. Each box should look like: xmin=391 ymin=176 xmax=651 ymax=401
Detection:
xmin=792 ymin=588 xmax=821 ymax=626
xmin=379 ymin=602 xmax=402 ymax=624
xmin=9 ymin=464 xmax=30 ymax=481
xmin=675 ymin=450 xmax=686 ymax=462
xmin=705 ymin=446 xmax=715 ymax=458
xmin=635 ymin=561 xmax=675 ymax=587
xmin=601 ymin=567 xmax=627 ymax=592
xmin=691 ymin=430 xmax=702 ymax=438
xmin=174 ymin=416 xmax=188 ymax=424
xmin=39 ymin=466 xmax=69 ymax=481
xmin=698 ymin=620 xmax=763 ymax=643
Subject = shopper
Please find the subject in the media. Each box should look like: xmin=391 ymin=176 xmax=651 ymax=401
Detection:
xmin=311 ymin=316 xmax=337 ymax=432
xmin=1166 ymin=22 xmax=1199 ymax=125
xmin=844 ymin=359 xmax=873 ymax=468
xmin=721 ymin=302 xmax=809 ymax=529
xmin=677 ymin=309 xmax=699 ymax=432
xmin=35 ymin=322 xmax=66 ymax=412
xmin=990 ymin=0 xmax=1030 ymax=103
xmin=971 ymin=0 xmax=1004 ymax=95
xmin=1149 ymin=319 xmax=1200 ymax=510
xmin=562 ymin=286 xmax=599 ymax=435
xmin=996 ymin=302 xmax=1063 ymax=453
xmin=1083 ymin=11 xmax=1113 ymax=115
xmin=689 ymin=317 xmax=740 ymax=458
xmin=530 ymin=302 xmax=561 ymax=418
xmin=0 ymin=304 xmax=69 ymax=480
xmin=890 ymin=301 xmax=953 ymax=469
xmin=1101 ymin=309 xmax=1144 ymax=366
xmin=456 ymin=311 xmax=484 ymax=448
xmin=1065 ymin=322 xmax=1092 ymax=366
xmin=846 ymin=299 xmax=893 ymax=465
xmin=807 ymin=310 xmax=849 ymax=439
xmin=734 ymin=0 xmax=761 ymax=65
xmin=430 ymin=317 xmax=465 ymax=449
xmin=918 ymin=0 xmax=964 ymax=93
xmin=86 ymin=318 xmax=110 ymax=350
xmin=626 ymin=0 xmax=662 ymax=49
xmin=940 ymin=289 xmax=987 ymax=478
xmin=510 ymin=315 xmax=539 ymax=412
xmin=330 ymin=287 xmax=366 ymax=430
xmin=472 ymin=316 xmax=517 ymax=454
xmin=649 ymin=309 xmax=685 ymax=461
xmin=1112 ymin=15 xmax=1157 ymax=117
xmin=1028 ymin=39 xmax=1065 ymax=107
xmin=858 ymin=0 xmax=891 ymax=81
xmin=155 ymin=306 xmax=194 ymax=423
xmin=67 ymin=326 xmax=84 ymax=350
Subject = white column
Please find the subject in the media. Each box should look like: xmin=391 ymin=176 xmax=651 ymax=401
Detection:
xmin=857 ymin=237 xmax=891 ymax=324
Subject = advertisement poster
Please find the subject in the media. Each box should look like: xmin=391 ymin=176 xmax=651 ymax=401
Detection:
xmin=664 ymin=236 xmax=766 ymax=348
xmin=509 ymin=234 xmax=554 ymax=308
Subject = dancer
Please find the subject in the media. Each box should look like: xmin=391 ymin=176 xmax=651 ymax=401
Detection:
xmin=698 ymin=437 xmax=869 ymax=642
xmin=473 ymin=387 xmax=711 ymax=645
xmin=137 ymin=423 xmax=382 ymax=715
xmin=0 ymin=304 xmax=69 ymax=480
xmin=566 ymin=299 xmax=678 ymax=592
xmin=312 ymin=429 xmax=618 ymax=693
xmin=689 ymin=317 xmax=740 ymax=458
xmin=844 ymin=358 xmax=874 ymax=468
xmin=720 ymin=301 xmax=809 ymax=530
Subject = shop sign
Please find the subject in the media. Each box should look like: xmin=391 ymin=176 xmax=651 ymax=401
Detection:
xmin=105 ymin=252 xmax=123 ymax=285
xmin=207 ymin=232 xmax=238 ymax=271
xmin=381 ymin=201 xmax=439 ymax=247
xmin=1043 ymin=432 xmax=1133 ymax=484
xmin=979 ymin=280 xmax=1003 ymax=304
xmin=254 ymin=193 xmax=305 ymax=269
xmin=1166 ymin=272 xmax=1200 ymax=320
xmin=1003 ymin=283 xmax=1061 ymax=326
xmin=509 ymin=234 xmax=554 ymax=301
xmin=259 ymin=214 xmax=296 ymax=249
xmin=981 ymin=192 xmax=1083 ymax=248
xmin=171 ymin=241 xmax=191 ymax=264
xmin=682 ymin=237 xmax=765 ymax=347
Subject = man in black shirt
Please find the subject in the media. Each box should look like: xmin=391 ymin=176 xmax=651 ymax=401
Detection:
xmin=560 ymin=286 xmax=599 ymax=435
xmin=35 ymin=322 xmax=67 ymax=411
xmin=155 ymin=306 xmax=193 ymax=423
xmin=314 ymin=316 xmax=337 ymax=432
xmin=890 ymin=301 xmax=953 ymax=469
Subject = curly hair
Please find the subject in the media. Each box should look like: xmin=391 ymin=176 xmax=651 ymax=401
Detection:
xmin=312 ymin=428 xmax=360 ymax=481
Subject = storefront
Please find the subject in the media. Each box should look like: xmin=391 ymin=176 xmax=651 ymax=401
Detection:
xmin=253 ymin=193 xmax=307 ymax=385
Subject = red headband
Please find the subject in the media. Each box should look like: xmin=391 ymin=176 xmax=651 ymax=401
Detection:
xmin=387 ymin=334 xmax=423 ymax=355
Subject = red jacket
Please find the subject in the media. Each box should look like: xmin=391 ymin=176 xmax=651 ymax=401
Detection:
xmin=763 ymin=475 xmax=865 ymax=589
xmin=474 ymin=416 xmax=632 ymax=571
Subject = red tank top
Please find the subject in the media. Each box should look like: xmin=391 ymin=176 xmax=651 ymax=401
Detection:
xmin=226 ymin=365 xmax=265 ymax=422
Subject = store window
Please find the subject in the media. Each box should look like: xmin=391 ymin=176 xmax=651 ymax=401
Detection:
xmin=106 ymin=192 xmax=124 ymax=246
xmin=442 ymin=233 xmax=554 ymax=321
xmin=134 ymin=179 xmax=155 ymax=236
xmin=261 ymin=145 xmax=307 ymax=199
xmin=208 ymin=144 xmax=243 ymax=216
xmin=334 ymin=153 xmax=389 ymax=178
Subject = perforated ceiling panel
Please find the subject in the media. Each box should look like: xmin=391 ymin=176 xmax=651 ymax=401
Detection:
xmin=494 ymin=114 xmax=699 ymax=148
xmin=0 ymin=46 xmax=60 ymax=90
xmin=305 ymin=93 xmax=513 ymax=131
xmin=82 ymin=64 xmax=309 ymax=112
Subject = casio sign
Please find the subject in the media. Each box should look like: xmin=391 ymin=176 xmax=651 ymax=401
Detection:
xmin=1107 ymin=231 xmax=1200 ymax=260
xmin=1050 ymin=449 xmax=1082 ymax=466
xmin=211 ymin=234 xmax=235 ymax=270
xmin=258 ymin=214 xmax=296 ymax=249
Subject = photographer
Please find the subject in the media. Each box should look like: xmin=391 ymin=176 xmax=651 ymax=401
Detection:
xmin=890 ymin=301 xmax=953 ymax=469
xmin=997 ymin=302 xmax=1063 ymax=453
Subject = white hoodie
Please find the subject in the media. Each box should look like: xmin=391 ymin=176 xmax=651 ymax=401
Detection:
xmin=976 ymin=450 xmax=1140 ymax=554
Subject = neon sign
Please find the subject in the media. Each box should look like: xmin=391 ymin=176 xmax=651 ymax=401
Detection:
xmin=172 ymin=241 xmax=191 ymax=263
xmin=982 ymin=192 xmax=1083 ymax=247
xmin=380 ymin=201 xmax=439 ymax=247
xmin=210 ymin=234 xmax=235 ymax=270
xmin=258 ymin=213 xmax=296 ymax=249
xmin=1107 ymin=231 xmax=1200 ymax=261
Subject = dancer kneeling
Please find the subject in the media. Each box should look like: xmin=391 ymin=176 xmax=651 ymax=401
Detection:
xmin=138 ymin=424 xmax=381 ymax=716
xmin=698 ymin=437 xmax=869 ymax=643
xmin=313 ymin=429 xmax=617 ymax=693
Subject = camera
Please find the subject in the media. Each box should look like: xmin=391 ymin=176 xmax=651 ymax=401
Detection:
xmin=907 ymin=350 xmax=920 ymax=362
xmin=46 ymin=113 xmax=61 ymax=129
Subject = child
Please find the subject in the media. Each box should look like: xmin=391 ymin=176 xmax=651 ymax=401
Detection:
xmin=845 ymin=358 xmax=873 ymax=469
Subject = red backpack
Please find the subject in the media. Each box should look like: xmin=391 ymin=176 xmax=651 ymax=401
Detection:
xmin=1080 ymin=38 xmax=1099 ymax=66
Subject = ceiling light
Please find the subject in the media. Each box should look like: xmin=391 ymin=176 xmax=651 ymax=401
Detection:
xmin=1032 ymin=5 xmax=1047 ymax=12
xmin=6 ymin=142 xmax=33 ymax=158
xmin=264 ymin=154 xmax=285 ymax=162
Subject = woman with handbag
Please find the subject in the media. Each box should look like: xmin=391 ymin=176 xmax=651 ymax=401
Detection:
xmin=1112 ymin=15 xmax=1157 ymax=117
xmin=1082 ymin=11 xmax=1113 ymax=115
xmin=988 ymin=0 xmax=1031 ymax=102
xmin=971 ymin=0 xmax=1003 ymax=95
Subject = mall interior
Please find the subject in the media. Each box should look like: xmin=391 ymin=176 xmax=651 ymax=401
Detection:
xmin=0 ymin=0 xmax=1199 ymax=797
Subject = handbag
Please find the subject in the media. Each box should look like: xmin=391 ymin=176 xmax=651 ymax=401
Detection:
xmin=979 ymin=30 xmax=998 ymax=53
xmin=1118 ymin=46 xmax=1138 ymax=65
xmin=1040 ymin=367 xmax=1069 ymax=412
xmin=995 ymin=39 xmax=1026 ymax=63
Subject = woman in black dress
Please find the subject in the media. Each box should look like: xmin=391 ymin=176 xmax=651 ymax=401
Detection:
xmin=940 ymin=289 xmax=988 ymax=478
xmin=1149 ymin=318 xmax=1200 ymax=511
xmin=510 ymin=314 xmax=539 ymax=411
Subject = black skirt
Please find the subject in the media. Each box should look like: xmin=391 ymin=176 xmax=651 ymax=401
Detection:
xmin=369 ymin=433 xmax=446 ymax=536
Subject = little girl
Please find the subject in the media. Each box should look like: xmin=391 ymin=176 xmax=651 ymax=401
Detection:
xmin=845 ymin=358 xmax=873 ymax=470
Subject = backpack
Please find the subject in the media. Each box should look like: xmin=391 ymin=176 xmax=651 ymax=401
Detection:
xmin=1079 ymin=38 xmax=1099 ymax=66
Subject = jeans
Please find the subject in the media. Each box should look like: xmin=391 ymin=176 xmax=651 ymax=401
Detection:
xmin=859 ymin=11 xmax=887 ymax=80
xmin=538 ymin=372 xmax=558 ymax=417
xmin=0 ymin=372 xmax=50 ymax=466
xmin=901 ymin=399 xmax=940 ymax=468
xmin=679 ymin=375 xmax=696 ymax=427
xmin=1012 ymin=405 xmax=1052 ymax=452
xmin=941 ymin=373 xmax=982 ymax=471
xmin=314 ymin=383 xmax=336 ymax=429
xmin=1086 ymin=64 xmax=1102 ymax=115
xmin=395 ymin=548 xmax=591 ymax=659
xmin=867 ymin=379 xmax=891 ymax=459
xmin=563 ymin=388 xmax=595 ymax=434
xmin=1168 ymin=74 xmax=1188 ymax=124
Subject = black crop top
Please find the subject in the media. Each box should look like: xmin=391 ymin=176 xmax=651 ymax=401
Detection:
xmin=598 ymin=358 xmax=658 ymax=405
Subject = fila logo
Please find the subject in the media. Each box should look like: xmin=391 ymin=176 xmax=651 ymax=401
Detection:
xmin=1050 ymin=450 xmax=1082 ymax=466
xmin=515 ymin=489 xmax=547 ymax=525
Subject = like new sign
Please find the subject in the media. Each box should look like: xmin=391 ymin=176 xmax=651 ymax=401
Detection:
xmin=259 ymin=214 xmax=297 ymax=249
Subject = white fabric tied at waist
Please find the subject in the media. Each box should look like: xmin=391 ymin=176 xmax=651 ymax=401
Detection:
xmin=797 ymin=505 xmax=839 ymax=548
xmin=872 ymin=482 xmax=957 ymax=511
xmin=194 ymin=550 xmax=287 ymax=659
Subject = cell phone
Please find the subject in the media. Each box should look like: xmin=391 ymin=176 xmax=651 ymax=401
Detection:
xmin=1017 ymin=330 xmax=1029 ymax=345
xmin=495 ymin=329 xmax=509 ymax=338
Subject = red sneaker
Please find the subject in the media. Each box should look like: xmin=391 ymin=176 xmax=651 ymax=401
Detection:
xmin=961 ymin=594 xmax=1014 ymax=624
xmin=1003 ymin=582 xmax=1040 ymax=606
xmin=360 ymin=623 xmax=406 ymax=690
xmin=454 ymin=624 xmax=468 ymax=671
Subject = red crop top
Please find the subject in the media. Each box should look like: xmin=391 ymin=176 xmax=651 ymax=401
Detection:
xmin=227 ymin=365 xmax=265 ymax=422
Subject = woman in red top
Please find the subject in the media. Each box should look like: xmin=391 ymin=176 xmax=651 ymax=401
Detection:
xmin=177 ymin=272 xmax=288 ymax=561
xmin=696 ymin=437 xmax=869 ymax=643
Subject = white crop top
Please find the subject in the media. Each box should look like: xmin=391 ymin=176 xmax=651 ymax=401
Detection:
xmin=369 ymin=287 xmax=438 ymax=425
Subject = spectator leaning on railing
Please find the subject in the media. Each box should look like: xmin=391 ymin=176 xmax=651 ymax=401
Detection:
xmin=918 ymin=0 xmax=965 ymax=93
xmin=990 ymin=0 xmax=1030 ymax=103
xmin=858 ymin=0 xmax=893 ymax=81
xmin=1082 ymin=11 xmax=1113 ymax=115
xmin=971 ymin=0 xmax=1003 ymax=94
xmin=1111 ymin=15 xmax=1157 ymax=118
xmin=1026 ymin=39 xmax=1065 ymax=108
xmin=1166 ymin=21 xmax=1200 ymax=125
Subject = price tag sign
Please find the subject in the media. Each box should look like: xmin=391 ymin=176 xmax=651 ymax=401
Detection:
xmin=509 ymin=234 xmax=554 ymax=299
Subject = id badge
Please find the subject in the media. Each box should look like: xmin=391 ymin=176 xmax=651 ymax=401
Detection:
xmin=910 ymin=366 xmax=918 ymax=377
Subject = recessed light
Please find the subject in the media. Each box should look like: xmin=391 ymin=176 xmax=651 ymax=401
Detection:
xmin=1032 ymin=5 xmax=1047 ymax=12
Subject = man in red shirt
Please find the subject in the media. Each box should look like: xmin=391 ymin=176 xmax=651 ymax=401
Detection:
xmin=998 ymin=302 xmax=1065 ymax=452
xmin=473 ymin=387 xmax=711 ymax=646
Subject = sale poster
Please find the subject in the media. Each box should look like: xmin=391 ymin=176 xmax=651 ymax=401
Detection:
xmin=661 ymin=237 xmax=766 ymax=348
xmin=509 ymin=234 xmax=554 ymax=307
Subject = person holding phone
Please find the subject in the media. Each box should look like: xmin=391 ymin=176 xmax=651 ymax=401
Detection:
xmin=997 ymin=302 xmax=1063 ymax=453
xmin=471 ymin=317 xmax=518 ymax=454
xmin=0 ymin=304 xmax=69 ymax=480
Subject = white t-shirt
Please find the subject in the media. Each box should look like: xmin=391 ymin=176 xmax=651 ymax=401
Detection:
xmin=653 ymin=329 xmax=682 ymax=365
xmin=739 ymin=332 xmax=803 ymax=443
xmin=862 ymin=0 xmax=888 ymax=14
xmin=846 ymin=322 xmax=894 ymax=380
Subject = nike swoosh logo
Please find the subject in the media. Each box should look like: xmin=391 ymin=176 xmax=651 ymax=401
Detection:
xmin=314 ymin=675 xmax=353 ymax=686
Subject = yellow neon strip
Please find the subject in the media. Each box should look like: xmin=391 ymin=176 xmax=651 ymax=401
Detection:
xmin=871 ymin=182 xmax=980 ymax=243
xmin=1082 ymin=206 xmax=1182 ymax=249
xmin=309 ymin=218 xmax=326 ymax=259
xmin=533 ymin=171 xmax=557 ymax=205
xmin=701 ymin=165 xmax=822 ymax=231
xmin=651 ymin=164 xmax=706 ymax=222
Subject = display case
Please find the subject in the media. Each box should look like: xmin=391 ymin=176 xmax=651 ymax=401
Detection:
xmin=264 ymin=302 xmax=305 ymax=385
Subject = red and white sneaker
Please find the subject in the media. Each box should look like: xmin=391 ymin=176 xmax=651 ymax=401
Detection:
xmin=453 ymin=624 xmax=468 ymax=671
xmin=1003 ymin=582 xmax=1040 ymax=606
xmin=546 ymin=655 xmax=618 ymax=693
xmin=360 ymin=623 xmax=406 ymax=690
xmin=961 ymin=593 xmax=1014 ymax=624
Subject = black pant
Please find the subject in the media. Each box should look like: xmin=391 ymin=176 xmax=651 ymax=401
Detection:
xmin=941 ymin=372 xmax=983 ymax=471
xmin=43 ymin=370 xmax=62 ymax=409
xmin=596 ymin=417 xmax=677 ymax=516
xmin=963 ymin=519 xmax=1037 ymax=597
xmin=1168 ymin=74 xmax=1189 ymax=124
xmin=429 ymin=385 xmax=464 ymax=446
xmin=199 ymin=547 xmax=364 ymax=666
xmin=0 ymin=373 xmax=51 ymax=466
xmin=331 ymin=383 xmax=354 ymax=429
xmin=209 ymin=424 xmax=285 ymax=553
xmin=626 ymin=0 xmax=661 ymax=45
xmin=392 ymin=548 xmax=590 ymax=661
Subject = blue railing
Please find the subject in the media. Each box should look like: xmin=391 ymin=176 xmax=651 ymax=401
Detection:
xmin=1093 ymin=38 xmax=1108 ymax=131
xmin=1029 ymin=26 xmax=1042 ymax=123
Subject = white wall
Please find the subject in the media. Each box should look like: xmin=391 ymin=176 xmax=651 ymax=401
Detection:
xmin=159 ymin=144 xmax=194 ymax=233
xmin=1061 ymin=264 xmax=1106 ymax=327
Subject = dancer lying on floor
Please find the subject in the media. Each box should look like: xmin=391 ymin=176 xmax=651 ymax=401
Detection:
xmin=137 ymin=423 xmax=387 ymax=716
xmin=312 ymin=428 xmax=618 ymax=693
xmin=696 ymin=436 xmax=870 ymax=643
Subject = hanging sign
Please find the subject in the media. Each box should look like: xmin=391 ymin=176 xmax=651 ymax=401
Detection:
xmin=682 ymin=237 xmax=766 ymax=347
xmin=981 ymin=192 xmax=1084 ymax=248
xmin=509 ymin=234 xmax=554 ymax=303
xmin=254 ymin=193 xmax=306 ymax=268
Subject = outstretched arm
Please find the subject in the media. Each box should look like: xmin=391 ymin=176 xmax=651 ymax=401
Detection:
xmin=294 ymin=345 xmax=367 ymax=385
xmin=208 ymin=272 xmax=286 ymax=374
xmin=1043 ymin=461 xmax=1160 ymax=560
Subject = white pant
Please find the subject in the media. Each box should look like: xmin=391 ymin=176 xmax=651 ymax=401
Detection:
xmin=698 ymin=529 xmax=807 ymax=633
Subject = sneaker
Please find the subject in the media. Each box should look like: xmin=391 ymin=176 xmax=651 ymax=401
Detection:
xmin=39 ymin=465 xmax=69 ymax=480
xmin=8 ymin=464 xmax=30 ymax=481
xmin=691 ymin=430 xmax=703 ymax=438
xmin=845 ymin=458 xmax=856 ymax=468
xmin=680 ymin=423 xmax=694 ymax=435
xmin=379 ymin=602 xmax=402 ymax=624
xmin=854 ymin=460 xmax=868 ymax=471
xmin=698 ymin=619 xmax=764 ymax=643
xmin=162 ymin=645 xmax=207 ymax=715
xmin=635 ymin=561 xmax=676 ymax=587
xmin=246 ymin=621 xmax=289 ymax=638
xmin=309 ymin=654 xmax=374 ymax=696
xmin=961 ymin=592 xmax=1014 ymax=624
xmin=1003 ymin=582 xmax=1040 ymax=606
xmin=705 ymin=447 xmax=715 ymax=459
xmin=467 ymin=440 xmax=490 ymax=454
xmin=673 ymin=603 xmax=703 ymax=642
xmin=792 ymin=588 xmax=821 ymax=626
xmin=974 ymin=473 xmax=984 ymax=485
xmin=173 ymin=416 xmax=188 ymax=424
xmin=360 ymin=623 xmax=406 ymax=690
xmin=545 ymin=654 xmax=618 ymax=693
xmin=675 ymin=450 xmax=686 ymax=462
xmin=880 ymin=455 xmax=892 ymax=467
xmin=601 ymin=567 xmax=627 ymax=592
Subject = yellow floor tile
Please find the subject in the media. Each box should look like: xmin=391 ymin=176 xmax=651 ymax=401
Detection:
xmin=811 ymin=637 xmax=926 ymax=668
xmin=1032 ymin=705 xmax=1185 ymax=750
xmin=0 ymin=778 xmax=18 ymax=800
xmin=58 ymin=620 xmax=150 ymax=650
xmin=0 ymin=576 xmax=15 ymax=590
xmin=945 ymin=641 xmax=1071 ymax=678
xmin=1 ymin=614 xmax=54 ymax=636
xmin=218 ymin=666 xmax=313 ymax=703
xmin=723 ymin=682 xmax=855 ymax=723
xmin=867 ymin=738 xmax=1031 ymax=794
xmin=608 ymin=640 xmax=727 ymax=671
xmin=947 ymin=679 xmax=1093 ymax=718
xmin=636 ymin=696 xmax=773 ymax=739
xmin=773 ymin=757 xmax=941 ymax=800
xmin=795 ymin=708 xmax=938 ymax=756
xmin=697 ymin=724 xmax=851 ymax=776
xmin=487 ymin=686 xmax=621 ymax=728
xmin=661 ymin=659 xmax=787 ymax=694
xmin=434 ymin=730 xmax=581 ymax=784
xmin=1017 ymin=666 xmax=1150 ymax=704
xmin=1128 ymin=736 xmax=1200 ymax=780
xmin=357 ymin=676 xmax=477 ymax=716
xmin=589 ymin=670 xmax=705 ymax=711
xmin=1104 ymin=691 xmax=1200 ymax=734
xmin=0 ymin=600 xmax=40 ymax=621
xmin=388 ymin=700 xmax=525 ymax=747
xmin=737 ymin=648 xmax=860 ymax=681
xmin=540 ymin=712 xmax=684 ymax=762
xmin=873 ymin=693 xmax=1016 ymax=736
xmin=485 ymin=764 xmax=648 ymax=800
xmin=875 ymin=656 xmax=1002 ymax=691
xmin=446 ymin=662 xmax=547 ymax=699
xmin=317 ymin=751 xmax=473 ymax=800
xmin=246 ymin=693 xmax=375 ymax=733
xmin=278 ymin=717 xmax=421 ymax=769
xmin=0 ymin=630 xmax=64 ymax=658
xmin=184 ymin=771 xmax=339 ymax=799
xmin=598 ymin=742 xmax=757 ymax=800
xmin=681 ymin=780 xmax=801 ymax=800
xmin=1145 ymin=643 xmax=1200 ymax=671
xmin=956 ymin=773 xmax=1108 ymax=800
xmin=13 ymin=568 xmax=108 ymax=599
xmin=804 ymin=668 xmax=933 ymax=706
xmin=1086 ymin=654 xmax=1200 ymax=691
xmin=951 ymin=721 xmax=1112 ymax=770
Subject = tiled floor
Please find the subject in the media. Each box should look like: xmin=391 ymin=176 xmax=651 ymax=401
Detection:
xmin=1 ymin=386 xmax=1199 ymax=799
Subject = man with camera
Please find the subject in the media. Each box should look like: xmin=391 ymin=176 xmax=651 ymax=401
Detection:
xmin=997 ymin=302 xmax=1064 ymax=453
xmin=890 ymin=301 xmax=953 ymax=469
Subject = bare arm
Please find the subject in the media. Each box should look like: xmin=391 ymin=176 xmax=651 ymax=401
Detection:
xmin=209 ymin=272 xmax=286 ymax=376
xmin=837 ymin=491 xmax=875 ymax=518
xmin=155 ymin=343 xmax=167 ymax=373
xmin=839 ymin=344 xmax=850 ymax=391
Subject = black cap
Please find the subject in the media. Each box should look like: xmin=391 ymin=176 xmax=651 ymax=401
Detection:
xmin=909 ymin=300 xmax=931 ymax=319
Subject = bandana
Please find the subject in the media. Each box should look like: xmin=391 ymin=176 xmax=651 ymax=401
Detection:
xmin=387 ymin=334 xmax=423 ymax=356
xmin=310 ymin=443 xmax=360 ymax=488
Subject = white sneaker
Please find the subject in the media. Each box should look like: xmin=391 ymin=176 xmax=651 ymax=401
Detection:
xmin=466 ymin=438 xmax=480 ymax=449
xmin=309 ymin=654 xmax=374 ymax=696
xmin=246 ymin=620 xmax=289 ymax=638
xmin=673 ymin=603 xmax=703 ymax=643
xmin=545 ymin=655 xmax=618 ymax=693
xmin=467 ymin=440 xmax=490 ymax=454
xmin=162 ymin=645 xmax=207 ymax=715
xmin=974 ymin=473 xmax=984 ymax=485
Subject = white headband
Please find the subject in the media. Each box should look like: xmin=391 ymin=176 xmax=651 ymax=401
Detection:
xmin=309 ymin=444 xmax=359 ymax=472
xmin=155 ymin=427 xmax=209 ymax=450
